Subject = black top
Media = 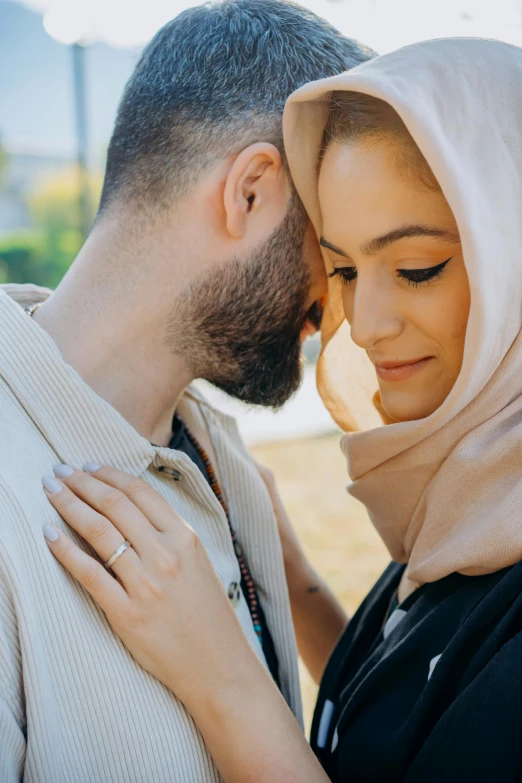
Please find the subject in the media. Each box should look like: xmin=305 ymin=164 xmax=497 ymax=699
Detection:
xmin=312 ymin=559 xmax=522 ymax=782
xmin=168 ymin=415 xmax=280 ymax=686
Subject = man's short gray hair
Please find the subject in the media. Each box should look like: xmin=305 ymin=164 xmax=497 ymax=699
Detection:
xmin=99 ymin=0 xmax=375 ymax=215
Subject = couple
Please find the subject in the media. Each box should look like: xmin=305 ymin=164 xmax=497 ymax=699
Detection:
xmin=3 ymin=1 xmax=522 ymax=781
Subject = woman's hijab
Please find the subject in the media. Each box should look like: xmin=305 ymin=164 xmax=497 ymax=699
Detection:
xmin=284 ymin=38 xmax=522 ymax=597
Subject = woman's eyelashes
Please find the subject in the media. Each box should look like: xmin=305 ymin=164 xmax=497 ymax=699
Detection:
xmin=328 ymin=266 xmax=357 ymax=284
xmin=398 ymin=257 xmax=452 ymax=288
xmin=328 ymin=257 xmax=453 ymax=287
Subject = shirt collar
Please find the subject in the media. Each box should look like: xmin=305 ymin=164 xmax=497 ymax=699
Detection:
xmin=0 ymin=286 xmax=156 ymax=476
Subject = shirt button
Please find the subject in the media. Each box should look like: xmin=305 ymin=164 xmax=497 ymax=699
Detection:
xmin=156 ymin=466 xmax=182 ymax=481
xmin=227 ymin=582 xmax=241 ymax=608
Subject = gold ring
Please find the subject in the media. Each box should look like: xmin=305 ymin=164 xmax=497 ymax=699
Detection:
xmin=104 ymin=540 xmax=132 ymax=570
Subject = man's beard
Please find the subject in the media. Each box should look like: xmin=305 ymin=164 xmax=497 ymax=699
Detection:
xmin=167 ymin=197 xmax=319 ymax=407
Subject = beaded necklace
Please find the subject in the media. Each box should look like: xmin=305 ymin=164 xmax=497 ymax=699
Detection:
xmin=184 ymin=426 xmax=264 ymax=647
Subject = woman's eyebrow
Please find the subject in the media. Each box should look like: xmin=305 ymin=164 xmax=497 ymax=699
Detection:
xmin=320 ymin=225 xmax=460 ymax=260
xmin=362 ymin=225 xmax=461 ymax=255
xmin=319 ymin=237 xmax=349 ymax=257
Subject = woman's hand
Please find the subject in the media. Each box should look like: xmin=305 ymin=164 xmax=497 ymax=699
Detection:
xmin=42 ymin=464 xmax=249 ymax=706
xmin=256 ymin=461 xmax=348 ymax=683
xmin=42 ymin=463 xmax=329 ymax=783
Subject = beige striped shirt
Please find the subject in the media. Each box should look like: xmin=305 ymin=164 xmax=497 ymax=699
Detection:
xmin=0 ymin=284 xmax=302 ymax=782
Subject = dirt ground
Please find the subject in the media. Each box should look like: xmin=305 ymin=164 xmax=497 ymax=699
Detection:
xmin=251 ymin=433 xmax=389 ymax=732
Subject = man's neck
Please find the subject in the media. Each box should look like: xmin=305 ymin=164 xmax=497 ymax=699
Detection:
xmin=34 ymin=221 xmax=194 ymax=447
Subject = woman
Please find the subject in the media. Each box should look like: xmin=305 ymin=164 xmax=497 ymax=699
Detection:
xmin=41 ymin=38 xmax=522 ymax=781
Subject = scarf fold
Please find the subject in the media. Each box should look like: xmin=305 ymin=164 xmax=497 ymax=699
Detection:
xmin=283 ymin=38 xmax=522 ymax=595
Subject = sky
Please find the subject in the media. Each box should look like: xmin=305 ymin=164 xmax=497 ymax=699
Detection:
xmin=2 ymin=0 xmax=522 ymax=159
xmin=0 ymin=1 xmax=139 ymax=158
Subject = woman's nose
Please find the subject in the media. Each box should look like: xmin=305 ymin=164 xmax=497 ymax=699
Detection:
xmin=348 ymin=281 xmax=403 ymax=350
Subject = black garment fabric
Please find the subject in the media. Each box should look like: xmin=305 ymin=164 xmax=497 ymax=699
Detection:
xmin=168 ymin=415 xmax=280 ymax=686
xmin=312 ymin=560 xmax=522 ymax=782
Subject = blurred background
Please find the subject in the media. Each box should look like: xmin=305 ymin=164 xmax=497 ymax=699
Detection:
xmin=1 ymin=0 xmax=521 ymax=726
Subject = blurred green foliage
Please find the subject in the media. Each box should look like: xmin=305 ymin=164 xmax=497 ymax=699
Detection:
xmin=0 ymin=230 xmax=81 ymax=288
xmin=0 ymin=165 xmax=102 ymax=289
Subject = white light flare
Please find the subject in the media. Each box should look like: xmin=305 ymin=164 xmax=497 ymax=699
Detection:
xmin=43 ymin=0 xmax=94 ymax=45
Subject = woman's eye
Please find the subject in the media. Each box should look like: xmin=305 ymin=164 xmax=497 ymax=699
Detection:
xmin=398 ymin=257 xmax=452 ymax=287
xmin=328 ymin=257 xmax=452 ymax=288
xmin=328 ymin=267 xmax=357 ymax=285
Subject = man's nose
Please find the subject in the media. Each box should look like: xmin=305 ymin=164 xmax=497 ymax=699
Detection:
xmin=349 ymin=280 xmax=403 ymax=350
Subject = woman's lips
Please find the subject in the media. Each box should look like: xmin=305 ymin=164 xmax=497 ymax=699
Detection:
xmin=374 ymin=357 xmax=433 ymax=382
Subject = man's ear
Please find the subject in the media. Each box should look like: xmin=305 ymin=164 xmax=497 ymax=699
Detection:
xmin=223 ymin=142 xmax=288 ymax=239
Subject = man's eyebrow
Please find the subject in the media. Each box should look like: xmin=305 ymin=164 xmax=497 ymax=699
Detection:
xmin=320 ymin=224 xmax=460 ymax=260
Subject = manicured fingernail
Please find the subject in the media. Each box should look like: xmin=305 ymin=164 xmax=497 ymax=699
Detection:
xmin=83 ymin=462 xmax=102 ymax=473
xmin=53 ymin=464 xmax=75 ymax=478
xmin=42 ymin=475 xmax=63 ymax=494
xmin=43 ymin=524 xmax=59 ymax=542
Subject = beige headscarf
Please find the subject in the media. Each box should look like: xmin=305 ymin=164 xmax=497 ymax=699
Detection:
xmin=284 ymin=38 xmax=522 ymax=598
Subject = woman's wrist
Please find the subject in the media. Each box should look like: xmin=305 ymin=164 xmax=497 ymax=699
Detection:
xmin=183 ymin=655 xmax=329 ymax=783
xmin=169 ymin=624 xmax=269 ymax=715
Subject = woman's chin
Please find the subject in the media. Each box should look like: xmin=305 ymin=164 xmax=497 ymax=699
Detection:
xmin=378 ymin=387 xmax=443 ymax=423
xmin=377 ymin=361 xmax=455 ymax=423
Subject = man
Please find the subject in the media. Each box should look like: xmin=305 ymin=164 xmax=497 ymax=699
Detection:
xmin=0 ymin=2 xmax=373 ymax=779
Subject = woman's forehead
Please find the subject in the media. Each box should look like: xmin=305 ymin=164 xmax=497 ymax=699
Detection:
xmin=318 ymin=141 xmax=458 ymax=248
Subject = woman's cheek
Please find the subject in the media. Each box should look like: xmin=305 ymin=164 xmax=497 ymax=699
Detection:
xmin=341 ymin=287 xmax=355 ymax=324
xmin=443 ymin=275 xmax=471 ymax=372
